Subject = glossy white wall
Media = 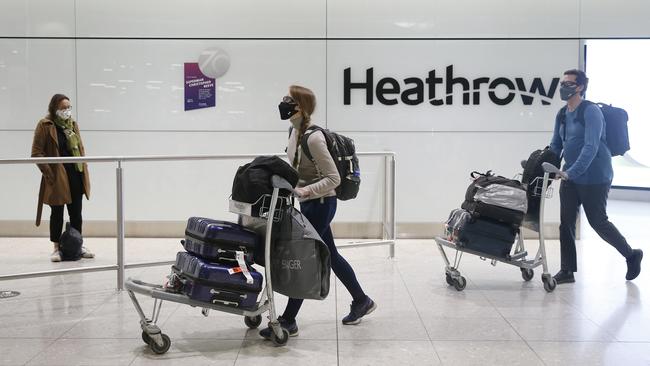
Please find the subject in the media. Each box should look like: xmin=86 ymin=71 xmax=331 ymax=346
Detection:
xmin=0 ymin=0 xmax=74 ymax=37
xmin=0 ymin=39 xmax=77 ymax=130
xmin=327 ymin=0 xmax=580 ymax=38
xmin=75 ymin=0 xmax=326 ymax=38
xmin=580 ymin=0 xmax=650 ymax=37
xmin=75 ymin=40 xmax=326 ymax=131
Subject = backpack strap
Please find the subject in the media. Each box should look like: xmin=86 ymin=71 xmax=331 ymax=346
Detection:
xmin=300 ymin=125 xmax=330 ymax=163
xmin=572 ymin=100 xmax=594 ymax=126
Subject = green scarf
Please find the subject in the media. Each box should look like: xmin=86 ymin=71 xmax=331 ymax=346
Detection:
xmin=54 ymin=117 xmax=84 ymax=172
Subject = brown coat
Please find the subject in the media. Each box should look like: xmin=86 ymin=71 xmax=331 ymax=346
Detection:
xmin=31 ymin=117 xmax=91 ymax=226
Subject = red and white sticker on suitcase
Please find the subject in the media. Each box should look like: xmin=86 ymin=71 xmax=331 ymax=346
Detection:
xmin=228 ymin=251 xmax=254 ymax=284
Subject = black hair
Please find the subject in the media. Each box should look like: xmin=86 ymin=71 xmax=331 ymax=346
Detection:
xmin=563 ymin=69 xmax=588 ymax=96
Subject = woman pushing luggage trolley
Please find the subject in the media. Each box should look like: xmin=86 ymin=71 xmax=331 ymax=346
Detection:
xmin=434 ymin=162 xmax=561 ymax=293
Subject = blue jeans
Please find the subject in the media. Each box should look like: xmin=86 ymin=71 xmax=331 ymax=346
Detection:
xmin=281 ymin=196 xmax=367 ymax=321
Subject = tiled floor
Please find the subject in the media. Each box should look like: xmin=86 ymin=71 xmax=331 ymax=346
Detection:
xmin=0 ymin=200 xmax=648 ymax=365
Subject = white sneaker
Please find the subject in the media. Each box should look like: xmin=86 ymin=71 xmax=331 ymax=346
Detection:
xmin=50 ymin=250 xmax=62 ymax=262
xmin=81 ymin=247 xmax=95 ymax=259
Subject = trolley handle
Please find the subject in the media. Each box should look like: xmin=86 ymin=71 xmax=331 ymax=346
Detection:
xmin=542 ymin=162 xmax=561 ymax=174
xmin=271 ymin=175 xmax=295 ymax=192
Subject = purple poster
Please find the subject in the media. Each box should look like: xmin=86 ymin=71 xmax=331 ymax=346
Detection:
xmin=184 ymin=62 xmax=215 ymax=111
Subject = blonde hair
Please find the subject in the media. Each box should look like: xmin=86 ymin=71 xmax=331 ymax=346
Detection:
xmin=289 ymin=85 xmax=316 ymax=168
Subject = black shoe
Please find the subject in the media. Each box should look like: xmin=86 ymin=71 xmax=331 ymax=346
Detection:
xmin=259 ymin=317 xmax=299 ymax=339
xmin=553 ymin=270 xmax=575 ymax=284
xmin=342 ymin=297 xmax=377 ymax=325
xmin=626 ymin=249 xmax=643 ymax=281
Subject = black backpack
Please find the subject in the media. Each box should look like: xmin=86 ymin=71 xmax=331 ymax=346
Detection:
xmin=522 ymin=146 xmax=560 ymax=187
xmin=461 ymin=170 xmax=527 ymax=227
xmin=59 ymin=222 xmax=83 ymax=261
xmin=559 ymin=101 xmax=630 ymax=156
xmin=521 ymin=147 xmax=560 ymax=221
xmin=293 ymin=126 xmax=361 ymax=201
xmin=232 ymin=156 xmax=299 ymax=204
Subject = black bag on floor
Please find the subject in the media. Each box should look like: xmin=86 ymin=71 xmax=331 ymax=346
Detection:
xmin=59 ymin=222 xmax=83 ymax=261
xmin=461 ymin=171 xmax=526 ymax=227
xmin=456 ymin=218 xmax=517 ymax=259
xmin=231 ymin=156 xmax=299 ymax=204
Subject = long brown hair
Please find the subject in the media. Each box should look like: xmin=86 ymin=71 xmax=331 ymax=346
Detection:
xmin=289 ymin=85 xmax=316 ymax=168
xmin=48 ymin=94 xmax=70 ymax=120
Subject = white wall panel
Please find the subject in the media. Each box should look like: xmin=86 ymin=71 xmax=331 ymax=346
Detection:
xmin=580 ymin=0 xmax=650 ymax=38
xmin=327 ymin=40 xmax=578 ymax=132
xmin=0 ymin=39 xmax=77 ymax=130
xmin=76 ymin=0 xmax=325 ymax=38
xmin=0 ymin=0 xmax=75 ymax=37
xmin=75 ymin=40 xmax=326 ymax=131
xmin=328 ymin=0 xmax=579 ymax=38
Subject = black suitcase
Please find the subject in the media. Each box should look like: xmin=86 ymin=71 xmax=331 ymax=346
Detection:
xmin=456 ymin=218 xmax=517 ymax=258
xmin=173 ymin=252 xmax=263 ymax=309
xmin=184 ymin=217 xmax=259 ymax=263
xmin=461 ymin=200 xmax=524 ymax=227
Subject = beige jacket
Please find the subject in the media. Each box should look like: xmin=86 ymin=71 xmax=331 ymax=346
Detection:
xmin=287 ymin=124 xmax=341 ymax=201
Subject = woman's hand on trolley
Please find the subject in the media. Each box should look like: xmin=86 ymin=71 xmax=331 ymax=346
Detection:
xmin=294 ymin=187 xmax=311 ymax=199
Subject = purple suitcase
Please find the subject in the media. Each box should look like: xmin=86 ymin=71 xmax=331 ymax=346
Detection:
xmin=174 ymin=252 xmax=263 ymax=309
xmin=184 ymin=217 xmax=260 ymax=263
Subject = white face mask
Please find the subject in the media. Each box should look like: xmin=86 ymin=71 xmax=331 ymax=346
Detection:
xmin=56 ymin=108 xmax=72 ymax=120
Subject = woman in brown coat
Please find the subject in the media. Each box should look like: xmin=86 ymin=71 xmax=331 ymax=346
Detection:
xmin=31 ymin=94 xmax=94 ymax=262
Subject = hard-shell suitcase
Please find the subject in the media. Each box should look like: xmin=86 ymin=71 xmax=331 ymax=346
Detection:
xmin=184 ymin=217 xmax=259 ymax=263
xmin=456 ymin=218 xmax=517 ymax=258
xmin=173 ymin=252 xmax=263 ymax=309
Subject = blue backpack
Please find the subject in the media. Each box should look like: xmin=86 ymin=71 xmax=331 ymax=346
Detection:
xmin=559 ymin=100 xmax=630 ymax=156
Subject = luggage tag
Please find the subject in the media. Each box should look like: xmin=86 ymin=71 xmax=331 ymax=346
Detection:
xmin=234 ymin=251 xmax=254 ymax=285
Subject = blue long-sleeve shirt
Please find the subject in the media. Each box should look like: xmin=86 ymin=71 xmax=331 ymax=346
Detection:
xmin=549 ymin=101 xmax=613 ymax=184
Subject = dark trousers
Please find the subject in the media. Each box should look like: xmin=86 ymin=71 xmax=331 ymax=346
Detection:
xmin=49 ymin=166 xmax=84 ymax=243
xmin=559 ymin=180 xmax=633 ymax=272
xmin=281 ymin=196 xmax=367 ymax=322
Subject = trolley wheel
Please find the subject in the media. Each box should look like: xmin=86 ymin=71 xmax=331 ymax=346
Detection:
xmin=521 ymin=268 xmax=534 ymax=282
xmin=542 ymin=276 xmax=557 ymax=293
xmin=445 ymin=273 xmax=454 ymax=286
xmin=149 ymin=334 xmax=171 ymax=355
xmin=452 ymin=277 xmax=466 ymax=291
xmin=271 ymin=328 xmax=290 ymax=347
xmin=244 ymin=315 xmax=263 ymax=329
xmin=141 ymin=331 xmax=152 ymax=345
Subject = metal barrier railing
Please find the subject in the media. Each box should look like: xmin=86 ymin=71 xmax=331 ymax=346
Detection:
xmin=0 ymin=152 xmax=397 ymax=290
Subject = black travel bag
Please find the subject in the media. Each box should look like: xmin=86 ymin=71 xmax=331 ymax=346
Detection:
xmin=456 ymin=217 xmax=517 ymax=259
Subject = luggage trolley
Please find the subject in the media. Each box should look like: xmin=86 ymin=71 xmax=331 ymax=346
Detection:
xmin=434 ymin=163 xmax=560 ymax=293
xmin=125 ymin=176 xmax=295 ymax=354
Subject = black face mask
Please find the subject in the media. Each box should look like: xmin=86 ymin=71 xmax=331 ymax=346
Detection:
xmin=559 ymin=84 xmax=579 ymax=101
xmin=278 ymin=101 xmax=298 ymax=120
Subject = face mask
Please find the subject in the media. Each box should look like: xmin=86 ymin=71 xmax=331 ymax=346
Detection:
xmin=559 ymin=84 xmax=579 ymax=101
xmin=56 ymin=108 xmax=72 ymax=120
xmin=278 ymin=101 xmax=298 ymax=120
